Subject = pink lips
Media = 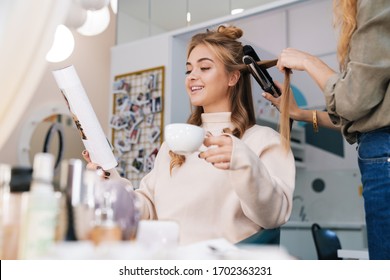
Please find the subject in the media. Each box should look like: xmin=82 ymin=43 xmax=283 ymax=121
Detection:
xmin=190 ymin=86 xmax=204 ymax=93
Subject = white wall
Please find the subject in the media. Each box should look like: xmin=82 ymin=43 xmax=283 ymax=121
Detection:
xmin=117 ymin=10 xmax=167 ymax=45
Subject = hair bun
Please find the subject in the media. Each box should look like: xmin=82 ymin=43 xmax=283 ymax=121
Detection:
xmin=217 ymin=24 xmax=243 ymax=40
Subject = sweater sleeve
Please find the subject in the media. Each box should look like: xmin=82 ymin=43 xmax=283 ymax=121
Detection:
xmin=228 ymin=128 xmax=295 ymax=228
xmin=134 ymin=171 xmax=158 ymax=220
xmin=133 ymin=144 xmax=171 ymax=220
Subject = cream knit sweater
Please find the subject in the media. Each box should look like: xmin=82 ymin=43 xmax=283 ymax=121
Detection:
xmin=135 ymin=112 xmax=295 ymax=245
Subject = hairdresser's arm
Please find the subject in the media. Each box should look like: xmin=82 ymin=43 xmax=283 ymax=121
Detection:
xmin=262 ymin=81 xmax=338 ymax=130
xmin=300 ymin=110 xmax=338 ymax=129
xmin=277 ymin=48 xmax=335 ymax=91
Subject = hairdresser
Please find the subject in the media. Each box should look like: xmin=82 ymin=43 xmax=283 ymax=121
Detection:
xmin=263 ymin=0 xmax=390 ymax=259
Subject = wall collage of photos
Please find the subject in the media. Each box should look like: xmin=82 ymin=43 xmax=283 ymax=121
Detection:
xmin=111 ymin=66 xmax=164 ymax=188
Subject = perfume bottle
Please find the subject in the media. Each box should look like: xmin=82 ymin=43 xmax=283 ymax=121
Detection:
xmin=96 ymin=178 xmax=140 ymax=241
xmin=89 ymin=190 xmax=122 ymax=245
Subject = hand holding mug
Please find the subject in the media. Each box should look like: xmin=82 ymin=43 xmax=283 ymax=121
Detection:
xmin=199 ymin=134 xmax=233 ymax=170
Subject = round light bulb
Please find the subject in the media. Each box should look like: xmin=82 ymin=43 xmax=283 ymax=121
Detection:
xmin=77 ymin=6 xmax=110 ymax=36
xmin=46 ymin=25 xmax=75 ymax=63
xmin=65 ymin=2 xmax=87 ymax=29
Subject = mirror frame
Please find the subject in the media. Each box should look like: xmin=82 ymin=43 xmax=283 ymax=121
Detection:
xmin=18 ymin=103 xmax=69 ymax=167
xmin=42 ymin=122 xmax=65 ymax=170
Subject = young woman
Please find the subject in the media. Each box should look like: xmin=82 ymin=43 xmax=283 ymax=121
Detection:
xmin=85 ymin=25 xmax=295 ymax=245
xmin=264 ymin=0 xmax=390 ymax=259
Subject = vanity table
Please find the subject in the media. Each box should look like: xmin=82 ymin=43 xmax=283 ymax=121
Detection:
xmin=41 ymin=239 xmax=294 ymax=260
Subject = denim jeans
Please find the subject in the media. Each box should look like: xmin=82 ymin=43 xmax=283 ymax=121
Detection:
xmin=357 ymin=126 xmax=390 ymax=260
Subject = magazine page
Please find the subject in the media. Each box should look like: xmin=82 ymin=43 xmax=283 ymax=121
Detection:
xmin=52 ymin=65 xmax=117 ymax=170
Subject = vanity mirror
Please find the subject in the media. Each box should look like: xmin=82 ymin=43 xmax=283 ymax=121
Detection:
xmin=18 ymin=104 xmax=84 ymax=178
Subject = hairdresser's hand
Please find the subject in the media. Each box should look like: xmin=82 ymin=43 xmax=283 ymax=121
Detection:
xmin=277 ymin=48 xmax=315 ymax=72
xmin=262 ymin=80 xmax=301 ymax=120
xmin=199 ymin=135 xmax=232 ymax=170
xmin=261 ymin=80 xmax=283 ymax=111
xmin=82 ymin=150 xmax=110 ymax=179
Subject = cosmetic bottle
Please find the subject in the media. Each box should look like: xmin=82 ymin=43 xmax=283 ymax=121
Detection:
xmin=18 ymin=153 xmax=60 ymax=259
xmin=89 ymin=191 xmax=122 ymax=245
xmin=95 ymin=178 xmax=140 ymax=241
xmin=58 ymin=159 xmax=85 ymax=241
xmin=0 ymin=164 xmax=11 ymax=259
xmin=0 ymin=165 xmax=32 ymax=259
xmin=73 ymin=169 xmax=97 ymax=240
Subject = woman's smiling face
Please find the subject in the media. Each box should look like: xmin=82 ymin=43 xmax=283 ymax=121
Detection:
xmin=185 ymin=44 xmax=234 ymax=113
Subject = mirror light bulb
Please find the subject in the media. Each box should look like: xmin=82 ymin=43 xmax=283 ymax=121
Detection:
xmin=77 ymin=6 xmax=110 ymax=36
xmin=46 ymin=25 xmax=75 ymax=63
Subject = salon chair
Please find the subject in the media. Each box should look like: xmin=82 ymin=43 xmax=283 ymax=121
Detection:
xmin=311 ymin=223 xmax=342 ymax=260
xmin=236 ymin=228 xmax=280 ymax=245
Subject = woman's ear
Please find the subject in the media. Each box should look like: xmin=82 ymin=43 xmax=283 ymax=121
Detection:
xmin=228 ymin=70 xmax=240 ymax=86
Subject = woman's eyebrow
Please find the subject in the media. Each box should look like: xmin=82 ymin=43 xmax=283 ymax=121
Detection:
xmin=186 ymin=57 xmax=214 ymax=66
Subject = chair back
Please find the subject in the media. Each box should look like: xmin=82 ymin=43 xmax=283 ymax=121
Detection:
xmin=311 ymin=223 xmax=342 ymax=260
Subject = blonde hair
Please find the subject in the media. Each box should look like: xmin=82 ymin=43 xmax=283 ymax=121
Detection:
xmin=333 ymin=0 xmax=357 ymax=71
xmin=169 ymin=25 xmax=291 ymax=173
xmin=279 ymin=70 xmax=292 ymax=151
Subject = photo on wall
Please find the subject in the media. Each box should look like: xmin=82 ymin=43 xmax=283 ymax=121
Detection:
xmin=111 ymin=66 xmax=165 ymax=188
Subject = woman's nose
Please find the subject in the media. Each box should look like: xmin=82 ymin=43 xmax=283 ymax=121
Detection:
xmin=187 ymin=68 xmax=200 ymax=80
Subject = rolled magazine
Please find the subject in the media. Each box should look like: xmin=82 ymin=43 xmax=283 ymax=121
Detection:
xmin=52 ymin=65 xmax=117 ymax=170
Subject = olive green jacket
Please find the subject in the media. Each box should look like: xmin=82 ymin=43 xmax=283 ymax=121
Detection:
xmin=324 ymin=0 xmax=390 ymax=144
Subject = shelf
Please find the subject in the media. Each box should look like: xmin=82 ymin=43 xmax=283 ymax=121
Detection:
xmin=291 ymin=142 xmax=304 ymax=151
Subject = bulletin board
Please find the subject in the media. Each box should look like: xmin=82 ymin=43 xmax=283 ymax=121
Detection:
xmin=110 ymin=66 xmax=164 ymax=188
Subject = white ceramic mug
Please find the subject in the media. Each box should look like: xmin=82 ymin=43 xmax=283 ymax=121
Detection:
xmin=164 ymin=123 xmax=205 ymax=155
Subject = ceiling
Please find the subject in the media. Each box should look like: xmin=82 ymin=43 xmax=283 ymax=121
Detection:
xmin=118 ymin=0 xmax=279 ymax=32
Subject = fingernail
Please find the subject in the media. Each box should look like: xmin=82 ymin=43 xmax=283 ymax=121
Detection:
xmin=261 ymin=92 xmax=266 ymax=97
